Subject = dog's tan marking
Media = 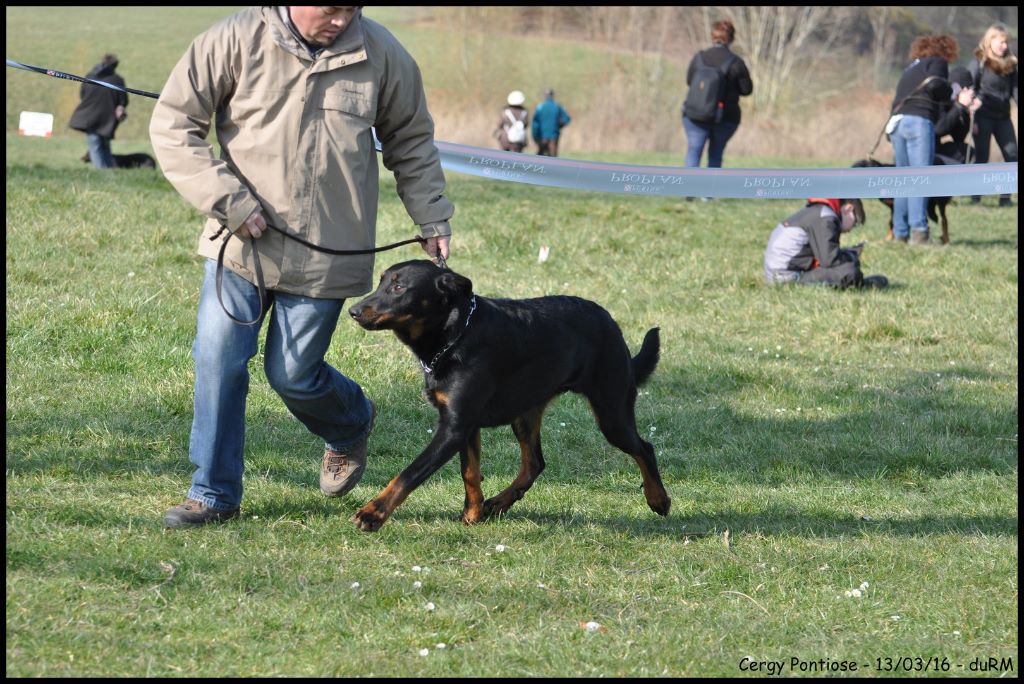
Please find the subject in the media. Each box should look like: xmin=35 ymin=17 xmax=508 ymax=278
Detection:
xmin=353 ymin=475 xmax=411 ymax=531
xmin=460 ymin=430 xmax=484 ymax=524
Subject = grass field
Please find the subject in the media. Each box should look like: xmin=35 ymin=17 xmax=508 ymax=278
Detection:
xmin=5 ymin=5 xmax=1019 ymax=679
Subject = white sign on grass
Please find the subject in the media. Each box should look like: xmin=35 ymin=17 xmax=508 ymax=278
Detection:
xmin=19 ymin=111 xmax=54 ymax=137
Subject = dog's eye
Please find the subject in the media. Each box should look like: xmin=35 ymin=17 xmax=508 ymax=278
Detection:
xmin=392 ymin=283 xmax=406 ymax=294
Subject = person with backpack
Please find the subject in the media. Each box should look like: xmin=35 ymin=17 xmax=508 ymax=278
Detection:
xmin=532 ymin=88 xmax=571 ymax=157
xmin=967 ymin=23 xmax=1018 ymax=207
xmin=494 ymin=90 xmax=529 ymax=153
xmin=681 ymin=20 xmax=753 ymax=172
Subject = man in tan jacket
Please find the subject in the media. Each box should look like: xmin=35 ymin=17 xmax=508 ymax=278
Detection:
xmin=152 ymin=6 xmax=454 ymax=528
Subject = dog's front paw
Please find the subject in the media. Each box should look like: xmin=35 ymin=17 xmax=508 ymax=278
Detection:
xmin=459 ymin=507 xmax=485 ymax=525
xmin=648 ymin=493 xmax=671 ymax=517
xmin=352 ymin=502 xmax=389 ymax=532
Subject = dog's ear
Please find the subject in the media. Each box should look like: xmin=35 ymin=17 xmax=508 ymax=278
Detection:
xmin=435 ymin=271 xmax=473 ymax=298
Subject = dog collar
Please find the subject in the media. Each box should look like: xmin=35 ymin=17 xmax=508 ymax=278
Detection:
xmin=421 ymin=295 xmax=476 ymax=374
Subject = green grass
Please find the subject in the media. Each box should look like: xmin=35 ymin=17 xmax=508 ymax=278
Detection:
xmin=5 ymin=131 xmax=1017 ymax=676
xmin=5 ymin=5 xmax=1018 ymax=678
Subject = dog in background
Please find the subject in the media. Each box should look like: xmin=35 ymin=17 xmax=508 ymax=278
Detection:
xmin=852 ymin=158 xmax=951 ymax=244
xmin=348 ymin=259 xmax=670 ymax=532
xmin=80 ymin=151 xmax=157 ymax=169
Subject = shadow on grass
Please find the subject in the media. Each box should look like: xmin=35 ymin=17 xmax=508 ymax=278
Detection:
xmin=949 ymin=238 xmax=1018 ymax=249
xmin=22 ymin=492 xmax=1014 ymax=541
xmin=373 ymin=508 xmax=1020 ymax=539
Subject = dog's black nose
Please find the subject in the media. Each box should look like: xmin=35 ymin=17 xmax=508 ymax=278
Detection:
xmin=348 ymin=305 xmax=363 ymax=319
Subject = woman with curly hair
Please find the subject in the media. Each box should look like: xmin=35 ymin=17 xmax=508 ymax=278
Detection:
xmin=887 ymin=35 xmax=956 ymax=244
xmin=968 ymin=24 xmax=1018 ymax=207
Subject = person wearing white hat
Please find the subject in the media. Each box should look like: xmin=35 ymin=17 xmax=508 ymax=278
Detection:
xmin=494 ymin=90 xmax=529 ymax=152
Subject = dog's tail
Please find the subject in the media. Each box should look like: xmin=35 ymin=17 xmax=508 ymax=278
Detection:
xmin=632 ymin=327 xmax=661 ymax=386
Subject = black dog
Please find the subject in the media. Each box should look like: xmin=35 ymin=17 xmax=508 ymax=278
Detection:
xmin=80 ymin=151 xmax=157 ymax=169
xmin=852 ymin=158 xmax=951 ymax=244
xmin=348 ymin=260 xmax=670 ymax=531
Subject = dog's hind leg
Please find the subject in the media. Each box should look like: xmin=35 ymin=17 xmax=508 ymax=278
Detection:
xmin=939 ymin=202 xmax=950 ymax=245
xmin=482 ymin=405 xmax=547 ymax=519
xmin=588 ymin=392 xmax=670 ymax=516
xmin=459 ymin=429 xmax=485 ymax=524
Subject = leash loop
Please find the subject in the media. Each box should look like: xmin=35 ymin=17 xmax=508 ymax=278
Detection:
xmin=214 ymin=224 xmax=427 ymax=325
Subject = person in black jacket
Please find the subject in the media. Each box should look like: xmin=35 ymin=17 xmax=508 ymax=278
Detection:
xmin=681 ymin=19 xmax=753 ymax=172
xmin=763 ymin=198 xmax=887 ymax=289
xmin=68 ymin=53 xmax=128 ymax=169
xmin=935 ymin=66 xmax=981 ymax=165
xmin=968 ymin=24 xmax=1019 ymax=207
xmin=888 ymin=35 xmax=957 ymax=245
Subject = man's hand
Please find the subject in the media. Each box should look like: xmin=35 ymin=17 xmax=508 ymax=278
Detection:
xmin=235 ymin=209 xmax=267 ymax=240
xmin=114 ymin=105 xmax=127 ymax=122
xmin=420 ymin=234 xmax=450 ymax=261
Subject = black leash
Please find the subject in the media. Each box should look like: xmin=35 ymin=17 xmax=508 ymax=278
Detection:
xmin=6 ymin=58 xmax=161 ymax=98
xmin=212 ymin=224 xmax=437 ymax=325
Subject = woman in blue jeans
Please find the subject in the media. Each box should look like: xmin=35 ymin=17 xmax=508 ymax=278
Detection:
xmin=681 ymin=20 xmax=753 ymax=172
xmin=889 ymin=35 xmax=957 ymax=244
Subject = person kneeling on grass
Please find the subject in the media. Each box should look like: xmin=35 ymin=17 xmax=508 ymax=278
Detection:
xmin=763 ymin=198 xmax=888 ymax=289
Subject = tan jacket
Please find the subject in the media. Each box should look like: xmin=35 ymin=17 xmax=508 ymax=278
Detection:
xmin=149 ymin=7 xmax=453 ymax=298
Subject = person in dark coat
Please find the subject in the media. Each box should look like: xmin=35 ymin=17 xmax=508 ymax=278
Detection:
xmin=681 ymin=19 xmax=753 ymax=170
xmin=934 ymin=66 xmax=981 ymax=165
xmin=968 ymin=23 xmax=1019 ymax=207
xmin=69 ymin=53 xmax=128 ymax=169
xmin=933 ymin=66 xmax=978 ymax=165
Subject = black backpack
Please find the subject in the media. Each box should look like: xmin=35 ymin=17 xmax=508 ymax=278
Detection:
xmin=683 ymin=50 xmax=738 ymax=123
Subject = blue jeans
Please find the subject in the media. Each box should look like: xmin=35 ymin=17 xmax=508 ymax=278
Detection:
xmin=187 ymin=258 xmax=374 ymax=510
xmin=682 ymin=116 xmax=740 ymax=168
xmin=889 ymin=115 xmax=935 ymax=238
xmin=85 ymin=133 xmax=115 ymax=169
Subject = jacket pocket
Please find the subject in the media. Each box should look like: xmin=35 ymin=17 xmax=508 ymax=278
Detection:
xmin=321 ymin=93 xmax=374 ymax=122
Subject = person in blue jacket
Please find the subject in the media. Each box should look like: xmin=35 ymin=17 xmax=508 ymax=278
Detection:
xmin=532 ymin=88 xmax=571 ymax=156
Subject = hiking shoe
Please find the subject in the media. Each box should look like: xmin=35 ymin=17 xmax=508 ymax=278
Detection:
xmin=164 ymin=499 xmax=239 ymax=529
xmin=909 ymin=230 xmax=931 ymax=245
xmin=320 ymin=400 xmax=376 ymax=497
xmin=862 ymin=274 xmax=889 ymax=289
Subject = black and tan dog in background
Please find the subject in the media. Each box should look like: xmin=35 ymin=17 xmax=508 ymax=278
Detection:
xmin=80 ymin=151 xmax=157 ymax=169
xmin=348 ymin=260 xmax=670 ymax=532
xmin=852 ymin=158 xmax=952 ymax=244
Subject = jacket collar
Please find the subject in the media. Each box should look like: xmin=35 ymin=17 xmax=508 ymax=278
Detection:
xmin=265 ymin=7 xmax=367 ymax=67
xmin=807 ymin=198 xmax=841 ymax=214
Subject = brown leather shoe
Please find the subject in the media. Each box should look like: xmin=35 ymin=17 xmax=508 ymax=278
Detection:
xmin=164 ymin=499 xmax=239 ymax=529
xmin=320 ymin=400 xmax=376 ymax=497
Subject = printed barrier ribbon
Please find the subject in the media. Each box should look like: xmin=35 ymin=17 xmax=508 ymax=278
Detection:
xmin=431 ymin=141 xmax=1018 ymax=200
xmin=5 ymin=58 xmax=1020 ymax=199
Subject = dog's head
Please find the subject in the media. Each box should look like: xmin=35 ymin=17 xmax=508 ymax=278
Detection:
xmin=349 ymin=260 xmax=473 ymax=337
